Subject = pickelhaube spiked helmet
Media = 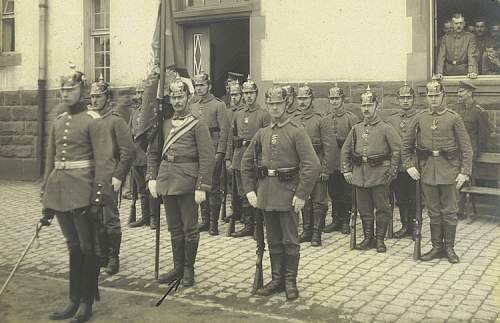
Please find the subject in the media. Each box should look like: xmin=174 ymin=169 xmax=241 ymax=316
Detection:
xmin=229 ymin=81 xmax=242 ymax=95
xmin=60 ymin=62 xmax=85 ymax=89
xmin=193 ymin=71 xmax=210 ymax=85
xmin=282 ymin=85 xmax=296 ymax=98
xmin=90 ymin=74 xmax=110 ymax=95
xmin=265 ymin=85 xmax=286 ymax=103
xmin=296 ymin=83 xmax=313 ymax=98
xmin=397 ymin=81 xmax=415 ymax=97
xmin=361 ymin=85 xmax=377 ymax=105
xmin=169 ymin=74 xmax=189 ymax=97
xmin=135 ymin=80 xmax=146 ymax=93
xmin=328 ymin=83 xmax=345 ymax=98
xmin=426 ymin=75 xmax=444 ymax=96
xmin=242 ymin=75 xmax=258 ymax=93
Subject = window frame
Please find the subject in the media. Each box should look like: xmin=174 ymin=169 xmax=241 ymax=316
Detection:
xmin=89 ymin=0 xmax=110 ymax=83
xmin=1 ymin=0 xmax=15 ymax=53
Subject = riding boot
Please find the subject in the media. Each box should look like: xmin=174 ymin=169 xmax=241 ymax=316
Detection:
xmin=355 ymin=218 xmax=375 ymax=250
xmin=105 ymin=233 xmax=121 ymax=275
xmin=183 ymin=240 xmax=199 ymax=287
xmin=149 ymin=197 xmax=159 ymax=230
xmin=49 ymin=251 xmax=82 ymax=320
xmin=209 ymin=202 xmax=221 ymax=236
xmin=128 ymin=196 xmax=137 ymax=225
xmin=231 ymin=207 xmax=254 ymax=238
xmin=376 ymin=221 xmax=388 ymax=253
xmin=158 ymin=239 xmax=185 ymax=283
xmin=420 ymin=223 xmax=445 ymax=261
xmin=311 ymin=203 xmax=327 ymax=247
xmin=70 ymin=254 xmax=99 ymax=323
xmin=299 ymin=200 xmax=313 ymax=243
xmin=198 ymin=201 xmax=210 ymax=232
xmin=284 ymin=253 xmax=300 ymax=300
xmin=443 ymin=224 xmax=459 ymax=264
xmin=324 ymin=205 xmax=342 ymax=233
xmin=340 ymin=204 xmax=351 ymax=235
xmin=256 ymin=253 xmax=285 ymax=296
xmin=393 ymin=203 xmax=410 ymax=238
xmin=128 ymin=194 xmax=150 ymax=228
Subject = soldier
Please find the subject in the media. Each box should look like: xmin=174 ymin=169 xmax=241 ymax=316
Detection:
xmin=436 ymin=13 xmax=479 ymax=78
xmin=89 ymin=76 xmax=136 ymax=275
xmin=386 ymin=82 xmax=419 ymax=238
xmin=283 ymin=85 xmax=300 ymax=120
xmin=221 ymin=72 xmax=243 ymax=106
xmin=403 ymin=77 xmax=473 ymax=263
xmin=295 ymin=84 xmax=338 ymax=246
xmin=229 ymin=76 xmax=271 ymax=237
xmin=454 ymin=81 xmax=491 ymax=219
xmin=39 ymin=65 xmax=114 ymax=322
xmin=323 ymin=83 xmax=360 ymax=234
xmin=147 ymin=77 xmax=215 ymax=286
xmin=241 ymin=85 xmax=321 ymax=300
xmin=474 ymin=19 xmax=495 ymax=73
xmin=341 ymin=86 xmax=401 ymax=252
xmin=190 ymin=72 xmax=229 ymax=235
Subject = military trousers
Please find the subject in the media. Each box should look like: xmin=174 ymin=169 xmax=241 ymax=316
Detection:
xmin=162 ymin=193 xmax=200 ymax=242
xmin=102 ymin=191 xmax=122 ymax=235
xmin=391 ymin=171 xmax=416 ymax=222
xmin=356 ymin=184 xmax=392 ymax=223
xmin=263 ymin=210 xmax=300 ymax=256
xmin=131 ymin=165 xmax=148 ymax=197
xmin=444 ymin=62 xmax=468 ymax=76
xmin=422 ymin=183 xmax=458 ymax=225
xmin=56 ymin=208 xmax=95 ymax=256
xmin=328 ymin=171 xmax=352 ymax=214
xmin=234 ymin=170 xmax=250 ymax=208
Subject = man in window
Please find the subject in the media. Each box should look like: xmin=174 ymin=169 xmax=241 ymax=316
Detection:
xmin=438 ymin=20 xmax=453 ymax=47
xmin=436 ymin=13 xmax=479 ymax=78
xmin=474 ymin=19 xmax=495 ymax=73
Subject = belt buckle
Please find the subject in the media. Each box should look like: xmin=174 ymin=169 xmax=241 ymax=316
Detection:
xmin=166 ymin=155 xmax=175 ymax=162
xmin=268 ymin=169 xmax=277 ymax=177
xmin=59 ymin=162 xmax=67 ymax=169
xmin=452 ymin=60 xmax=457 ymax=65
xmin=432 ymin=151 xmax=440 ymax=157
xmin=362 ymin=156 xmax=368 ymax=163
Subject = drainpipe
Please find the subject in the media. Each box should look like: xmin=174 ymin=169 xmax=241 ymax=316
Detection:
xmin=37 ymin=0 xmax=48 ymax=177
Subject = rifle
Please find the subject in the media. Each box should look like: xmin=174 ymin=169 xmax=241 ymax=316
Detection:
xmin=387 ymin=188 xmax=394 ymax=239
xmin=251 ymin=210 xmax=265 ymax=294
xmin=226 ymin=170 xmax=236 ymax=237
xmin=220 ymin=162 xmax=227 ymax=222
xmin=349 ymin=186 xmax=358 ymax=250
xmin=412 ymin=124 xmax=423 ymax=261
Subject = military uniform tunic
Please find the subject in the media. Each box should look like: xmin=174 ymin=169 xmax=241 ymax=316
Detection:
xmin=437 ymin=31 xmax=479 ymax=75
xmin=453 ymin=101 xmax=490 ymax=157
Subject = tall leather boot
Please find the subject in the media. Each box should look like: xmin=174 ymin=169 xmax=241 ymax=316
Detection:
xmin=49 ymin=251 xmax=82 ymax=320
xmin=70 ymin=254 xmax=99 ymax=323
xmin=209 ymin=202 xmax=221 ymax=236
xmin=158 ymin=239 xmax=185 ymax=283
xmin=376 ymin=221 xmax=388 ymax=253
xmin=324 ymin=203 xmax=342 ymax=233
xmin=150 ymin=197 xmax=159 ymax=230
xmin=128 ymin=194 xmax=150 ymax=228
xmin=183 ymin=240 xmax=199 ymax=287
xmin=443 ymin=224 xmax=459 ymax=264
xmin=299 ymin=201 xmax=313 ymax=243
xmin=128 ymin=196 xmax=137 ymax=225
xmin=284 ymin=253 xmax=300 ymax=300
xmin=394 ymin=203 xmax=410 ymax=238
xmin=340 ymin=203 xmax=351 ymax=235
xmin=420 ymin=223 xmax=445 ymax=261
xmin=198 ymin=201 xmax=210 ymax=232
xmin=231 ymin=207 xmax=254 ymax=238
xmin=256 ymin=253 xmax=285 ymax=296
xmin=226 ymin=193 xmax=242 ymax=223
xmin=105 ymin=233 xmax=121 ymax=275
xmin=355 ymin=219 xmax=375 ymax=250
xmin=311 ymin=204 xmax=327 ymax=247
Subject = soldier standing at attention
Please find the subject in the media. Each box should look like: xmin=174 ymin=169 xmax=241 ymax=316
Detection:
xmin=147 ymin=77 xmax=215 ymax=286
xmin=295 ymin=84 xmax=338 ymax=246
xmin=341 ymin=86 xmax=401 ymax=252
xmin=386 ymin=82 xmax=419 ymax=238
xmin=229 ymin=76 xmax=271 ymax=238
xmin=403 ymin=77 xmax=473 ymax=263
xmin=190 ymin=72 xmax=229 ymax=236
xmin=39 ymin=65 xmax=114 ymax=322
xmin=241 ymin=85 xmax=320 ymax=300
xmin=89 ymin=76 xmax=136 ymax=275
xmin=323 ymin=84 xmax=359 ymax=235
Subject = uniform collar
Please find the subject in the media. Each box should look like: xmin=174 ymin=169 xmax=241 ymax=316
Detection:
xmin=332 ymin=107 xmax=346 ymax=117
xmin=454 ymin=30 xmax=465 ymax=38
xmin=363 ymin=115 xmax=381 ymax=126
xmin=173 ymin=111 xmax=191 ymax=120
xmin=300 ymin=107 xmax=314 ymax=119
xmin=429 ymin=106 xmax=447 ymax=116
xmin=245 ymin=103 xmax=259 ymax=112
xmin=199 ymin=93 xmax=215 ymax=104
xmin=399 ymin=108 xmax=416 ymax=117
xmin=271 ymin=117 xmax=291 ymax=129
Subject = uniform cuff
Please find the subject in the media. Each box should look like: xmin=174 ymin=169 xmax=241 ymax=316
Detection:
xmin=91 ymin=183 xmax=106 ymax=205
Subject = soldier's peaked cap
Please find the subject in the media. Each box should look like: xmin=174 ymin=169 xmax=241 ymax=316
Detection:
xmin=458 ymin=80 xmax=477 ymax=92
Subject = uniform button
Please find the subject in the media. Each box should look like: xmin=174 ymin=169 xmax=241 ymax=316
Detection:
xmin=97 ymin=191 xmax=101 ymax=195
xmin=68 ymin=115 xmax=72 ymax=119
xmin=63 ymin=143 xmax=67 ymax=147
xmin=66 ymin=122 xmax=70 ymax=126
xmin=95 ymin=198 xmax=100 ymax=202
xmin=64 ymin=129 xmax=68 ymax=133
xmin=61 ymin=157 xmax=66 ymax=161
xmin=63 ymin=136 xmax=67 ymax=140
xmin=62 ymin=150 xmax=66 ymax=154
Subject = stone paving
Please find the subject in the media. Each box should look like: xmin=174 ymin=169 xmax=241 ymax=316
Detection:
xmin=0 ymin=180 xmax=499 ymax=322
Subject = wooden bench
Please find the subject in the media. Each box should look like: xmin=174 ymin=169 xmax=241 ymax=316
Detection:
xmin=460 ymin=153 xmax=500 ymax=220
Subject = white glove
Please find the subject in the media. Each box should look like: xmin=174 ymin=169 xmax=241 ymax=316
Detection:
xmin=406 ymin=167 xmax=421 ymax=181
xmin=148 ymin=180 xmax=158 ymax=198
xmin=292 ymin=196 xmax=305 ymax=213
xmin=194 ymin=190 xmax=206 ymax=205
xmin=112 ymin=177 xmax=122 ymax=193
xmin=246 ymin=191 xmax=258 ymax=208
xmin=455 ymin=174 xmax=469 ymax=190
xmin=343 ymin=172 xmax=353 ymax=184
xmin=467 ymin=72 xmax=478 ymax=79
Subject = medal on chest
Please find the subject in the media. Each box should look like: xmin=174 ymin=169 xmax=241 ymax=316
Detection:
xmin=399 ymin=120 xmax=406 ymax=129
xmin=271 ymin=134 xmax=278 ymax=145
xmin=361 ymin=128 xmax=369 ymax=140
xmin=431 ymin=119 xmax=439 ymax=130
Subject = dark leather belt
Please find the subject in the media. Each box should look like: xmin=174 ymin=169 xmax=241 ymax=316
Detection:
xmin=446 ymin=60 xmax=467 ymax=65
xmin=209 ymin=126 xmax=220 ymax=133
xmin=163 ymin=155 xmax=198 ymax=163
xmin=234 ymin=138 xmax=251 ymax=148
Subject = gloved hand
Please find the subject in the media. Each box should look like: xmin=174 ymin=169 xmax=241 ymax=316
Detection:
xmin=194 ymin=190 xmax=206 ymax=204
xmin=455 ymin=173 xmax=469 ymax=189
xmin=343 ymin=172 xmax=353 ymax=184
xmin=292 ymin=196 xmax=305 ymax=213
xmin=319 ymin=173 xmax=329 ymax=182
xmin=226 ymin=160 xmax=232 ymax=171
xmin=406 ymin=167 xmax=420 ymax=181
xmin=112 ymin=177 xmax=122 ymax=193
xmin=148 ymin=180 xmax=158 ymax=198
xmin=246 ymin=191 xmax=258 ymax=208
xmin=467 ymin=72 xmax=478 ymax=79
xmin=39 ymin=208 xmax=55 ymax=226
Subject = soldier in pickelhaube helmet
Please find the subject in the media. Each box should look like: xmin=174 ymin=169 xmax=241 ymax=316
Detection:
xmin=147 ymin=76 xmax=215 ymax=286
xmin=229 ymin=75 xmax=271 ymax=238
xmin=283 ymin=85 xmax=300 ymax=120
xmin=323 ymin=83 xmax=360 ymax=235
xmin=386 ymin=81 xmax=419 ymax=238
xmin=341 ymin=86 xmax=401 ymax=253
xmin=403 ymin=76 xmax=473 ymax=263
xmin=39 ymin=64 xmax=114 ymax=322
xmin=189 ymin=71 xmax=229 ymax=236
xmin=241 ymin=85 xmax=320 ymax=300
xmin=89 ymin=75 xmax=136 ymax=276
xmin=295 ymin=84 xmax=339 ymax=246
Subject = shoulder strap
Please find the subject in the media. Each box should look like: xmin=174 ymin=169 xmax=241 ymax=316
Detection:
xmin=86 ymin=110 xmax=101 ymax=119
xmin=161 ymin=116 xmax=199 ymax=158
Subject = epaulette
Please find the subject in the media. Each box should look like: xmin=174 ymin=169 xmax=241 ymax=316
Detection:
xmin=86 ymin=110 xmax=102 ymax=119
xmin=56 ymin=112 xmax=68 ymax=120
xmin=213 ymin=96 xmax=223 ymax=103
xmin=475 ymin=105 xmax=485 ymax=112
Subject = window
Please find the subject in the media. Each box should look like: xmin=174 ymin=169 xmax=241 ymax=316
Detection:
xmin=91 ymin=0 xmax=110 ymax=82
xmin=433 ymin=0 xmax=500 ymax=78
xmin=1 ymin=0 xmax=15 ymax=52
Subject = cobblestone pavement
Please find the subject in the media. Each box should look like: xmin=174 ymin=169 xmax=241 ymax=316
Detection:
xmin=1 ymin=180 xmax=499 ymax=323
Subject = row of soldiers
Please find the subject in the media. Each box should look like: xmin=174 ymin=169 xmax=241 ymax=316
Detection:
xmin=38 ymin=63 xmax=488 ymax=321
